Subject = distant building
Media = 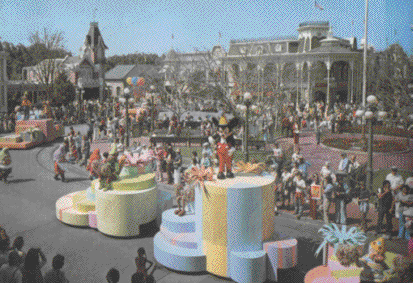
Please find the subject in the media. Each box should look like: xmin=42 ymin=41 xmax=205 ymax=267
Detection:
xmin=0 ymin=51 xmax=7 ymax=112
xmin=105 ymin=64 xmax=160 ymax=98
xmin=162 ymin=21 xmax=364 ymax=108
xmin=22 ymin=21 xmax=108 ymax=101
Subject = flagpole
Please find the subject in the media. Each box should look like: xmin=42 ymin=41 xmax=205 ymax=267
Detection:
xmin=362 ymin=0 xmax=368 ymax=108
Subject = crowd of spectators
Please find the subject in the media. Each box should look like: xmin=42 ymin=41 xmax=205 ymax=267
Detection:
xmin=0 ymin=226 xmax=158 ymax=282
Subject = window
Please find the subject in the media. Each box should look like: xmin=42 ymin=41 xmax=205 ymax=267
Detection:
xmin=275 ymin=44 xmax=282 ymax=52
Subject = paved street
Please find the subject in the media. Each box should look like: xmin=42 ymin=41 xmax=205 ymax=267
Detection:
xmin=0 ymin=124 xmax=409 ymax=283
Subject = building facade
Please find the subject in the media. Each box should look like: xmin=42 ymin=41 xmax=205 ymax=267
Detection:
xmin=162 ymin=21 xmax=364 ymax=109
xmin=22 ymin=22 xmax=108 ymax=101
xmin=223 ymin=21 xmax=363 ymax=108
xmin=0 ymin=51 xmax=7 ymax=113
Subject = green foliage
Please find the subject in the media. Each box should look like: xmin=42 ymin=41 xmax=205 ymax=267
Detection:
xmin=52 ymin=73 xmax=76 ymax=105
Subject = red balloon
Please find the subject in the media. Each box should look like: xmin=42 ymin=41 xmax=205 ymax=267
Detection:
xmin=137 ymin=77 xmax=145 ymax=86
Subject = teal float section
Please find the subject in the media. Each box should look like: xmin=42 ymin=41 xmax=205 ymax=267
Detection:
xmin=227 ymin=182 xmax=263 ymax=275
xmin=154 ymin=232 xmax=206 ymax=272
xmin=229 ymin=250 xmax=266 ymax=283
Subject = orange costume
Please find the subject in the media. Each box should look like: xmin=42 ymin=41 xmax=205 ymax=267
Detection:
xmin=217 ymin=139 xmax=233 ymax=177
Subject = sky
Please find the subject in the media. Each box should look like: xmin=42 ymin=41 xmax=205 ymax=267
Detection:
xmin=1 ymin=0 xmax=412 ymax=57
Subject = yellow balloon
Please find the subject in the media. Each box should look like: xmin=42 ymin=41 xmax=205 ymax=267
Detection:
xmin=126 ymin=77 xmax=132 ymax=86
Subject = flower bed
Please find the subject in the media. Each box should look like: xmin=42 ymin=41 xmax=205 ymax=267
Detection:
xmin=322 ymin=136 xmax=408 ymax=152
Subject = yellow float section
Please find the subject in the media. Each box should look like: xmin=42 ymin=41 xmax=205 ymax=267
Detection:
xmin=95 ymin=186 xmax=157 ymax=237
xmin=261 ymin=182 xmax=275 ymax=241
xmin=55 ymin=192 xmax=89 ymax=227
xmin=202 ymin=182 xmax=228 ymax=277
xmin=111 ymin=173 xmax=156 ymax=191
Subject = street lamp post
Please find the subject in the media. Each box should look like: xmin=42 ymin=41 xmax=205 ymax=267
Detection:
xmin=364 ymin=95 xmax=386 ymax=191
xmin=150 ymin=85 xmax=156 ymax=133
xmin=77 ymin=79 xmax=84 ymax=123
xmin=244 ymin=92 xmax=252 ymax=162
xmin=123 ymin=88 xmax=131 ymax=147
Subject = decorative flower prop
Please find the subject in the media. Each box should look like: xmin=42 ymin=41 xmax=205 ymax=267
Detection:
xmin=315 ymin=224 xmax=367 ymax=259
xmin=234 ymin=161 xmax=266 ymax=175
xmin=184 ymin=166 xmax=215 ymax=196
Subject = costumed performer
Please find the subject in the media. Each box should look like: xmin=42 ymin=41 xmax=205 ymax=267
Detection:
xmin=99 ymin=154 xmax=118 ymax=190
xmin=53 ymin=144 xmax=67 ymax=182
xmin=87 ymin=149 xmax=101 ymax=180
xmin=211 ymin=114 xmax=239 ymax=179
xmin=21 ymin=93 xmax=32 ymax=121
xmin=0 ymin=148 xmax=12 ymax=184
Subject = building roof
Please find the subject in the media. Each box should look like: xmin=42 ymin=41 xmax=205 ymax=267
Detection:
xmin=62 ymin=56 xmax=82 ymax=65
xmin=298 ymin=21 xmax=330 ymax=28
xmin=105 ymin=65 xmax=136 ymax=80
xmin=105 ymin=64 xmax=160 ymax=80
xmin=230 ymin=35 xmax=297 ymax=44
xmin=84 ymin=22 xmax=108 ymax=50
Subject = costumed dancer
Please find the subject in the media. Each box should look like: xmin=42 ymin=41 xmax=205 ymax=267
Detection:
xmin=53 ymin=144 xmax=67 ymax=182
xmin=0 ymin=148 xmax=12 ymax=184
xmin=87 ymin=149 xmax=101 ymax=180
xmin=173 ymin=148 xmax=182 ymax=185
xmin=99 ymin=154 xmax=118 ymax=190
xmin=211 ymin=114 xmax=239 ymax=179
xmin=135 ymin=247 xmax=154 ymax=281
xmin=21 ymin=93 xmax=32 ymax=120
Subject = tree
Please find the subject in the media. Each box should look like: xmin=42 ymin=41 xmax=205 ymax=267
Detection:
xmin=52 ymin=73 xmax=76 ymax=105
xmin=27 ymin=28 xmax=71 ymax=101
xmin=367 ymin=44 xmax=413 ymax=122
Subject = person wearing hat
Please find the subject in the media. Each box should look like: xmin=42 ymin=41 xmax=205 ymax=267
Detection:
xmin=211 ymin=114 xmax=239 ymax=179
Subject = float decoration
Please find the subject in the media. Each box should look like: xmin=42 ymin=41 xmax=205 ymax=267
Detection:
xmin=234 ymin=161 xmax=266 ymax=175
xmin=315 ymin=223 xmax=367 ymax=266
xmin=184 ymin=166 xmax=215 ymax=195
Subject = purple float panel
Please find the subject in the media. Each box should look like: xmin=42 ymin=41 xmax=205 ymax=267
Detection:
xmin=229 ymin=250 xmax=266 ymax=283
xmin=227 ymin=182 xmax=263 ymax=277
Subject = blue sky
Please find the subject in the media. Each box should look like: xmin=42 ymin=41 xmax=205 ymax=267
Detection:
xmin=1 ymin=0 xmax=412 ymax=56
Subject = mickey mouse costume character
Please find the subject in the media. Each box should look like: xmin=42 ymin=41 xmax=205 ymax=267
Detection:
xmin=210 ymin=114 xmax=239 ymax=179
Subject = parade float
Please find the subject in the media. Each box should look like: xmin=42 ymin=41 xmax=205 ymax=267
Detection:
xmin=55 ymin=153 xmax=172 ymax=237
xmin=0 ymin=99 xmax=64 ymax=149
xmin=304 ymin=224 xmax=412 ymax=283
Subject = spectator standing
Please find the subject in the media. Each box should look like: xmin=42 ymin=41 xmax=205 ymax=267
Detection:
xmin=80 ymin=136 xmax=90 ymax=167
xmin=293 ymin=172 xmax=306 ymax=220
xmin=386 ymin=166 xmax=405 ymax=220
xmin=357 ymin=182 xmax=372 ymax=232
xmin=44 ymin=254 xmax=69 ymax=283
xmin=375 ymin=180 xmax=394 ymax=237
xmin=74 ymin=132 xmax=82 ymax=163
xmin=165 ymin=145 xmax=175 ymax=184
xmin=134 ymin=248 xmax=153 ymax=281
xmin=395 ymin=185 xmax=413 ymax=240
xmin=106 ymin=268 xmax=120 ymax=283
xmin=11 ymin=236 xmax=25 ymax=265
xmin=21 ymin=248 xmax=47 ymax=283
xmin=0 ymin=251 xmax=23 ymax=283
xmin=334 ymin=172 xmax=350 ymax=225
xmin=323 ymin=175 xmax=335 ymax=224
xmin=337 ymin=153 xmax=349 ymax=173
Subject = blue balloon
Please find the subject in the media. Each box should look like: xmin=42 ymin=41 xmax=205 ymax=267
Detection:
xmin=131 ymin=77 xmax=138 ymax=85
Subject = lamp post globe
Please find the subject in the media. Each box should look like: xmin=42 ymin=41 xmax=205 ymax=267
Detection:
xmin=366 ymin=95 xmax=377 ymax=105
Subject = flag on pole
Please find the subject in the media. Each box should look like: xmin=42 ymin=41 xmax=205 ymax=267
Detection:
xmin=314 ymin=0 xmax=324 ymax=10
xmin=172 ymin=34 xmax=174 ymax=40
xmin=219 ymin=32 xmax=222 ymax=38
xmin=351 ymin=20 xmax=354 ymax=26
xmin=411 ymin=24 xmax=413 ymax=31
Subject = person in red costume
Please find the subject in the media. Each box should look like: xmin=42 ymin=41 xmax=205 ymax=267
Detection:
xmin=211 ymin=114 xmax=239 ymax=180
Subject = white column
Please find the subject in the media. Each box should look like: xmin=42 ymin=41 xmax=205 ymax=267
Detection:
xmin=349 ymin=60 xmax=354 ymax=103
xmin=308 ymin=62 xmax=312 ymax=102
xmin=325 ymin=60 xmax=331 ymax=115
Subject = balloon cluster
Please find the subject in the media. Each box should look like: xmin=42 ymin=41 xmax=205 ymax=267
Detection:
xmin=126 ymin=77 xmax=145 ymax=86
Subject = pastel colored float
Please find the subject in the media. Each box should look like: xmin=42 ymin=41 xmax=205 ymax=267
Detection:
xmin=154 ymin=173 xmax=298 ymax=283
xmin=56 ymin=165 xmax=172 ymax=237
